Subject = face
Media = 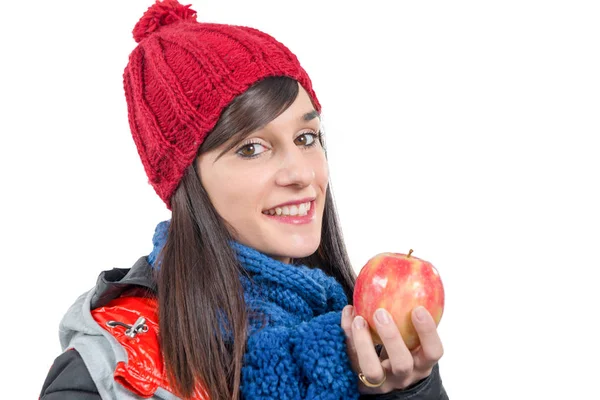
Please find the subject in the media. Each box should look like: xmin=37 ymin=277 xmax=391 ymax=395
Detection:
xmin=196 ymin=84 xmax=328 ymax=263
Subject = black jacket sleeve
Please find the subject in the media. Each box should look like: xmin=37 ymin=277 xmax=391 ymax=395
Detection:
xmin=360 ymin=363 xmax=448 ymax=400
xmin=39 ymin=349 xmax=101 ymax=400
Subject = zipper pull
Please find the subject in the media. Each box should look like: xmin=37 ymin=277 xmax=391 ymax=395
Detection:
xmin=106 ymin=316 xmax=149 ymax=338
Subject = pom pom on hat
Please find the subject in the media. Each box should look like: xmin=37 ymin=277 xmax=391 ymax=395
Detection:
xmin=132 ymin=0 xmax=197 ymax=43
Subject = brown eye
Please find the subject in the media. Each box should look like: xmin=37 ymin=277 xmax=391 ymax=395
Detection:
xmin=295 ymin=132 xmax=317 ymax=146
xmin=237 ymin=142 xmax=267 ymax=158
xmin=240 ymin=144 xmax=256 ymax=157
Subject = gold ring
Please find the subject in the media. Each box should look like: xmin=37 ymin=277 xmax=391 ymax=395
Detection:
xmin=358 ymin=371 xmax=386 ymax=388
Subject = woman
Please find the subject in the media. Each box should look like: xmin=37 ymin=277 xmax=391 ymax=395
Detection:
xmin=40 ymin=1 xmax=448 ymax=399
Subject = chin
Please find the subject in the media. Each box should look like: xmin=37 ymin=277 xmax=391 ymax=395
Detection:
xmin=284 ymin=238 xmax=321 ymax=258
xmin=266 ymin=235 xmax=321 ymax=262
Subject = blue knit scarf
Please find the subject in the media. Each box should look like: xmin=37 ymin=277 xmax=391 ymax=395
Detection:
xmin=147 ymin=220 xmax=359 ymax=399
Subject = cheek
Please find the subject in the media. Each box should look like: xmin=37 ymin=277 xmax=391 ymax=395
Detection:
xmin=206 ymin=168 xmax=266 ymax=220
xmin=315 ymin=153 xmax=329 ymax=187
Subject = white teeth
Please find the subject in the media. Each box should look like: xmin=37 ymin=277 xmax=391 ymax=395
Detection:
xmin=298 ymin=203 xmax=306 ymax=215
xmin=263 ymin=201 xmax=311 ymax=217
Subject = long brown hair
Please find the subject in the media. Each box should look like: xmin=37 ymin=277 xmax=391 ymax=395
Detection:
xmin=155 ymin=76 xmax=356 ymax=399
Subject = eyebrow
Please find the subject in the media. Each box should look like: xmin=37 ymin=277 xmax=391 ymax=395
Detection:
xmin=214 ymin=110 xmax=320 ymax=163
xmin=303 ymin=110 xmax=320 ymax=122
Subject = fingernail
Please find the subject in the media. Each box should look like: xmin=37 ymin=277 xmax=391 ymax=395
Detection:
xmin=344 ymin=306 xmax=353 ymax=317
xmin=375 ymin=308 xmax=390 ymax=325
xmin=353 ymin=316 xmax=366 ymax=330
xmin=415 ymin=306 xmax=427 ymax=322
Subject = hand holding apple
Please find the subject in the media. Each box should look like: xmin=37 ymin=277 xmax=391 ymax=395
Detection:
xmin=353 ymin=250 xmax=444 ymax=351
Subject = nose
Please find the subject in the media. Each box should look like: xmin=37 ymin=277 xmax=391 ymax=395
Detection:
xmin=274 ymin=145 xmax=316 ymax=187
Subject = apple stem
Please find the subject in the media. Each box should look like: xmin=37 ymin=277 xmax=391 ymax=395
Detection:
xmin=408 ymin=249 xmax=413 ymax=258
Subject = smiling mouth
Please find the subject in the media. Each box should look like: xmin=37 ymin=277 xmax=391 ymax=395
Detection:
xmin=262 ymin=200 xmax=313 ymax=217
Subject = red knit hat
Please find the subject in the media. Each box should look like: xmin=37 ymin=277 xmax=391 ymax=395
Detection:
xmin=123 ymin=0 xmax=321 ymax=209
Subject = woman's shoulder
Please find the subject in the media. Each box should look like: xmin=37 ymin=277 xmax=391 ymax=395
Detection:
xmin=42 ymin=255 xmax=173 ymax=399
xmin=44 ymin=292 xmax=177 ymax=399
xmin=39 ymin=348 xmax=101 ymax=399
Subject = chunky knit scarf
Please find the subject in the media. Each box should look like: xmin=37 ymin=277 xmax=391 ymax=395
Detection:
xmin=147 ymin=220 xmax=359 ymax=399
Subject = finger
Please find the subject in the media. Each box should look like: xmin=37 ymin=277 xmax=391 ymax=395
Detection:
xmin=352 ymin=315 xmax=385 ymax=385
xmin=411 ymin=306 xmax=444 ymax=372
xmin=372 ymin=308 xmax=414 ymax=378
xmin=341 ymin=305 xmax=359 ymax=369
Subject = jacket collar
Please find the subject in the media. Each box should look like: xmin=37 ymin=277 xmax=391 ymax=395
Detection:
xmin=91 ymin=256 xmax=157 ymax=310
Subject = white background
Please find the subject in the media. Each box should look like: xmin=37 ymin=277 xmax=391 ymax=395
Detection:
xmin=1 ymin=0 xmax=599 ymax=398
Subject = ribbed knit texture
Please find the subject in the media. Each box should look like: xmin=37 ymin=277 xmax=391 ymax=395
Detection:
xmin=148 ymin=220 xmax=359 ymax=399
xmin=124 ymin=0 xmax=321 ymax=210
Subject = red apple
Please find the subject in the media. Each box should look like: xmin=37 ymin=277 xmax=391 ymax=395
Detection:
xmin=353 ymin=250 xmax=444 ymax=350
